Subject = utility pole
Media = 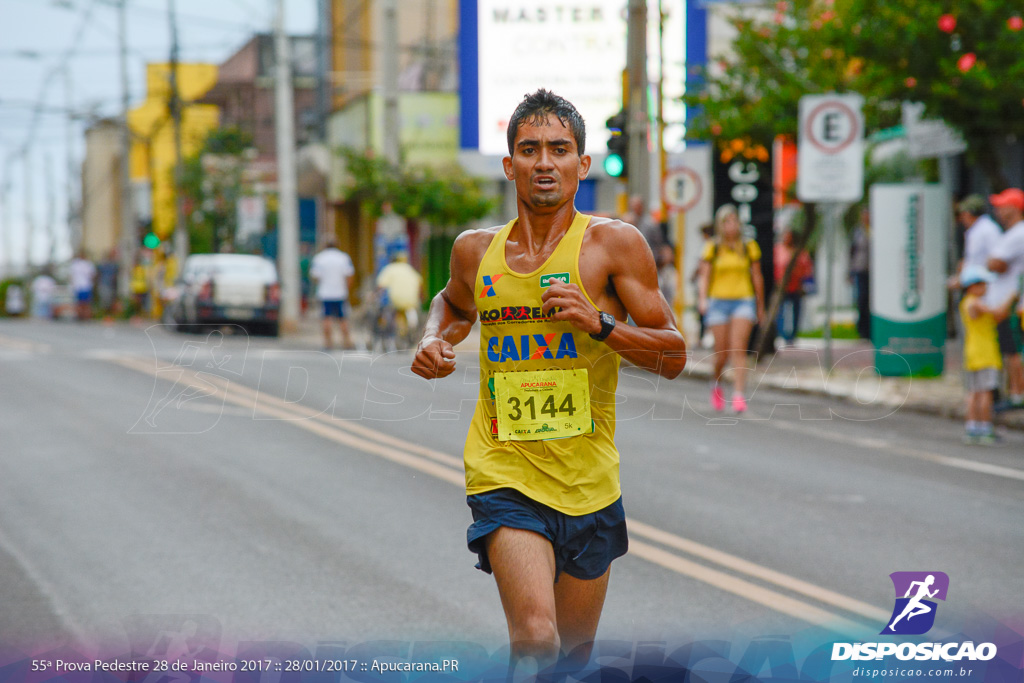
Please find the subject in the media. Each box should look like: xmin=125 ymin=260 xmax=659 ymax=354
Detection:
xmin=274 ymin=0 xmax=301 ymax=332
xmin=381 ymin=0 xmax=400 ymax=166
xmin=44 ymin=153 xmax=58 ymax=263
xmin=626 ymin=0 xmax=650 ymax=208
xmin=63 ymin=67 xmax=78 ymax=256
xmin=315 ymin=0 xmax=330 ymax=142
xmin=23 ymin=152 xmax=35 ymax=267
xmin=168 ymin=0 xmax=188 ymax=266
xmin=118 ymin=0 xmax=135 ymax=299
xmin=1 ymin=157 xmax=13 ymax=277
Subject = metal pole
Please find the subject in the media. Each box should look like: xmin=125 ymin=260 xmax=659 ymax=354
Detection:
xmin=63 ymin=67 xmax=78 ymax=256
xmin=118 ymin=0 xmax=136 ymax=300
xmin=169 ymin=0 xmax=188 ymax=265
xmin=315 ymin=0 xmax=330 ymax=142
xmin=657 ymin=0 xmax=666 ymax=220
xmin=274 ymin=0 xmax=301 ymax=332
xmin=23 ymin=152 xmax=34 ymax=267
xmin=44 ymin=153 xmax=57 ymax=263
xmin=381 ymin=0 xmax=400 ymax=166
xmin=626 ymin=0 xmax=650 ymax=207
xmin=1 ymin=159 xmax=13 ymax=277
xmin=823 ymin=203 xmax=836 ymax=369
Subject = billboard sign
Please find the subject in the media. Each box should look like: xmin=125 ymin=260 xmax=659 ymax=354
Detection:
xmin=461 ymin=1 xmax=686 ymax=157
xmin=870 ymin=184 xmax=948 ymax=376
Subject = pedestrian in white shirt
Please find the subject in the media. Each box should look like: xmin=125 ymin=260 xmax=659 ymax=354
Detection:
xmin=69 ymin=251 xmax=97 ymax=321
xmin=31 ymin=271 xmax=57 ymax=319
xmin=986 ymin=188 xmax=1024 ymax=410
xmin=953 ymin=195 xmax=1003 ymax=280
xmin=310 ymin=239 xmax=356 ymax=350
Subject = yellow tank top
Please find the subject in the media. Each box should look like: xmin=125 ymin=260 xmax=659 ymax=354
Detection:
xmin=464 ymin=212 xmax=622 ymax=515
xmin=960 ymin=294 xmax=1001 ymax=371
xmin=702 ymin=240 xmax=761 ymax=299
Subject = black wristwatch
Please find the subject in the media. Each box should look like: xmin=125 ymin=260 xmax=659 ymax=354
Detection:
xmin=590 ymin=311 xmax=616 ymax=342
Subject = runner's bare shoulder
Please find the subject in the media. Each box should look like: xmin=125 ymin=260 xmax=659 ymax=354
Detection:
xmin=448 ymin=225 xmax=504 ymax=286
xmin=583 ymin=215 xmax=649 ymax=254
xmin=452 ymin=225 xmax=503 ymax=265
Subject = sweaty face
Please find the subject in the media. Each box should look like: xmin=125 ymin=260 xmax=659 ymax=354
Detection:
xmin=503 ymin=114 xmax=590 ymax=210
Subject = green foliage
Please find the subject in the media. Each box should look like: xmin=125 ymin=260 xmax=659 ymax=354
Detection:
xmin=0 ymin=279 xmax=25 ymax=316
xmin=685 ymin=0 xmax=1024 ymax=188
xmin=337 ymin=147 xmax=497 ymax=228
xmin=179 ymin=126 xmax=256 ymax=254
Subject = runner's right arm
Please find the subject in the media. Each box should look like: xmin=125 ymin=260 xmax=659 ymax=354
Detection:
xmin=411 ymin=230 xmax=488 ymax=379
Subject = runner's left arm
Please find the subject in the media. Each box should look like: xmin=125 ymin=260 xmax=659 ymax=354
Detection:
xmin=542 ymin=224 xmax=686 ymax=379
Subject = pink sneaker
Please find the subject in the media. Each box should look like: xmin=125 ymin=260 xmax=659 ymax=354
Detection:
xmin=710 ymin=386 xmax=726 ymax=412
xmin=732 ymin=393 xmax=748 ymax=414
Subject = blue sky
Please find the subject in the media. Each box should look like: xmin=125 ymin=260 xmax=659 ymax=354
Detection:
xmin=0 ymin=0 xmax=318 ymax=273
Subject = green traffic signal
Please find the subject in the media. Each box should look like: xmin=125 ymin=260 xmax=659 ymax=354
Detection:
xmin=143 ymin=232 xmax=160 ymax=249
xmin=604 ymin=153 xmax=625 ymax=177
xmin=605 ymin=108 xmax=628 ymax=179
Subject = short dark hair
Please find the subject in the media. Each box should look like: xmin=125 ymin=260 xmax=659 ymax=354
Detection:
xmin=506 ymin=89 xmax=586 ymax=156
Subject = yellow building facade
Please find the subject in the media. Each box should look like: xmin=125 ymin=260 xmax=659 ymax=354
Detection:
xmin=128 ymin=63 xmax=220 ymax=241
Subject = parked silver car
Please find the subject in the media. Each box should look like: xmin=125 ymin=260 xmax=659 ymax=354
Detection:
xmin=167 ymin=253 xmax=280 ymax=336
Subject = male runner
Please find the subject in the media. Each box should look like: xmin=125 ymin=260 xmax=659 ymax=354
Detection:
xmin=411 ymin=89 xmax=686 ymax=669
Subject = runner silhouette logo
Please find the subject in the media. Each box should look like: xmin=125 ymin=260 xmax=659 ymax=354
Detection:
xmin=881 ymin=572 xmax=949 ymax=635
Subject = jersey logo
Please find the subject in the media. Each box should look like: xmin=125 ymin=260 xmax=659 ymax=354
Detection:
xmin=486 ymin=333 xmax=578 ymax=362
xmin=480 ymin=274 xmax=504 ymax=298
xmin=479 ymin=305 xmax=558 ymax=324
xmin=540 ymin=272 xmax=570 ymax=288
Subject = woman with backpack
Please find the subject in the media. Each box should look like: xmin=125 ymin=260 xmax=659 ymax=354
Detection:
xmin=697 ymin=204 xmax=766 ymax=413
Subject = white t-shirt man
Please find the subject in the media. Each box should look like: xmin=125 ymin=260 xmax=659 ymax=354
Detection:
xmin=310 ymin=247 xmax=355 ymax=302
xmin=30 ymin=274 xmax=56 ymax=303
xmin=986 ymin=220 xmax=1024 ymax=308
xmin=69 ymin=257 xmax=96 ymax=294
xmin=963 ymin=214 xmax=1002 ymax=271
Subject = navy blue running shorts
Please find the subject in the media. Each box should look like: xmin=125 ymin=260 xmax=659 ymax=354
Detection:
xmin=322 ymin=300 xmax=347 ymax=319
xmin=466 ymin=488 xmax=628 ymax=581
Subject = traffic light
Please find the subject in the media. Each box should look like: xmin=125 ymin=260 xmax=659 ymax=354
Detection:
xmin=604 ymin=109 xmax=628 ymax=179
xmin=143 ymin=232 xmax=161 ymax=250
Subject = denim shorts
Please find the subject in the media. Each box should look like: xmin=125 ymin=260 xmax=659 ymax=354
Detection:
xmin=466 ymin=488 xmax=628 ymax=581
xmin=704 ymin=297 xmax=757 ymax=326
xmin=321 ymin=300 xmax=347 ymax=319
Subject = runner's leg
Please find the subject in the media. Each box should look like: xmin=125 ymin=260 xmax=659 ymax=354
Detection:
xmin=485 ymin=527 xmax=560 ymax=667
xmin=553 ymin=568 xmax=610 ymax=664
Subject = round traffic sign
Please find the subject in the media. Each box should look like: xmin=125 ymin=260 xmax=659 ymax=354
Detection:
xmin=662 ymin=167 xmax=702 ymax=212
xmin=804 ymin=99 xmax=860 ymax=153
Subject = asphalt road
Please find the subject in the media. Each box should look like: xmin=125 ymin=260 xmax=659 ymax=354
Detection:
xmin=1 ymin=318 xmax=1022 ymax=663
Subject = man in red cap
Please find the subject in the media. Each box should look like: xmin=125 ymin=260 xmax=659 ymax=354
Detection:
xmin=986 ymin=188 xmax=1024 ymax=409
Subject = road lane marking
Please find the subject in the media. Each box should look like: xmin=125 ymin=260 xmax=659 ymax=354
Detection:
xmin=767 ymin=420 xmax=1024 ymax=483
xmin=618 ymin=384 xmax=1024 ymax=483
xmin=627 ymin=520 xmax=889 ymax=623
xmin=113 ymin=355 xmax=465 ymax=487
xmin=628 ymin=540 xmax=873 ymax=637
xmin=0 ymin=333 xmax=51 ymax=354
xmin=111 ymin=355 xmax=883 ymax=634
xmin=0 ymin=525 xmax=91 ymax=650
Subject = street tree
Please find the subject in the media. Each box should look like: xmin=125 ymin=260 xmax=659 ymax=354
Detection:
xmin=179 ymin=127 xmax=255 ymax=254
xmin=684 ymin=0 xmax=1024 ymax=351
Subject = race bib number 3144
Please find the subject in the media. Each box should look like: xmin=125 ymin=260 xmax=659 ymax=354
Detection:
xmin=494 ymin=369 xmax=591 ymax=441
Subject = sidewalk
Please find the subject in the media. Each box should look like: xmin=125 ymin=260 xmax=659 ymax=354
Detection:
xmin=286 ymin=315 xmax=1024 ymax=431
xmin=687 ymin=338 xmax=1022 ymax=430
